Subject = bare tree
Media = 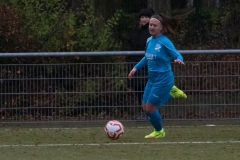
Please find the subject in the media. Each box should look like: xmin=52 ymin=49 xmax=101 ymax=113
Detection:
xmin=187 ymin=0 xmax=194 ymax=7
xmin=94 ymin=0 xmax=123 ymax=19
xmin=201 ymin=0 xmax=220 ymax=8
xmin=148 ymin=0 xmax=171 ymax=16
xmin=187 ymin=0 xmax=220 ymax=8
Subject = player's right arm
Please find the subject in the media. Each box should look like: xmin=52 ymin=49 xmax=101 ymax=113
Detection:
xmin=128 ymin=57 xmax=147 ymax=80
xmin=134 ymin=57 xmax=147 ymax=70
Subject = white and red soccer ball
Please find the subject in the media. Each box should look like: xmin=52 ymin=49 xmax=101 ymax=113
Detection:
xmin=104 ymin=120 xmax=124 ymax=140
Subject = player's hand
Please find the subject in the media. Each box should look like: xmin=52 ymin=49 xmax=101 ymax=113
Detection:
xmin=128 ymin=68 xmax=137 ymax=80
xmin=174 ymin=59 xmax=185 ymax=65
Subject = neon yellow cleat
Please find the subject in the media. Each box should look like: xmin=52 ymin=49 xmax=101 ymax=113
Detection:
xmin=170 ymin=85 xmax=187 ymax=98
xmin=145 ymin=128 xmax=165 ymax=138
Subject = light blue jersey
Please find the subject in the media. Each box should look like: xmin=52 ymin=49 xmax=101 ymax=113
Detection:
xmin=131 ymin=33 xmax=184 ymax=134
xmin=133 ymin=33 xmax=184 ymax=108
xmin=134 ymin=34 xmax=183 ymax=73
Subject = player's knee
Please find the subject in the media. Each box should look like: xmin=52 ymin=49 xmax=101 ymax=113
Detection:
xmin=142 ymin=104 xmax=146 ymax=112
xmin=144 ymin=102 xmax=157 ymax=113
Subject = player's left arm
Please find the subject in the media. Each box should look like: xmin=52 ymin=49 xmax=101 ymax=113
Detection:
xmin=162 ymin=39 xmax=184 ymax=64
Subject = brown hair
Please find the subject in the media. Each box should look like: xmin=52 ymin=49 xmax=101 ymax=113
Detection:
xmin=151 ymin=14 xmax=178 ymax=37
xmin=151 ymin=9 xmax=195 ymax=37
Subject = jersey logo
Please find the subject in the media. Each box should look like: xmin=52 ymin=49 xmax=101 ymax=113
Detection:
xmin=154 ymin=44 xmax=161 ymax=52
xmin=146 ymin=53 xmax=156 ymax=60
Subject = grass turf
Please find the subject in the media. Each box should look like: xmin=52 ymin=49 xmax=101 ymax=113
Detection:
xmin=0 ymin=124 xmax=239 ymax=160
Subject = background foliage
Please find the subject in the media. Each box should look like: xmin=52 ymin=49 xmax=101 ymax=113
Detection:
xmin=1 ymin=0 xmax=240 ymax=55
xmin=0 ymin=0 xmax=240 ymax=120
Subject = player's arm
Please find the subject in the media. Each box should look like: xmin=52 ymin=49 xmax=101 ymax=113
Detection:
xmin=134 ymin=57 xmax=147 ymax=70
xmin=162 ymin=40 xmax=184 ymax=63
xmin=128 ymin=57 xmax=147 ymax=80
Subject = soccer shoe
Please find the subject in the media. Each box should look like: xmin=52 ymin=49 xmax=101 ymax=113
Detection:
xmin=170 ymin=85 xmax=187 ymax=98
xmin=145 ymin=128 xmax=165 ymax=138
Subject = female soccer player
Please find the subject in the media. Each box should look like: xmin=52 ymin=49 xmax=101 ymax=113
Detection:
xmin=128 ymin=14 xmax=185 ymax=138
xmin=127 ymin=8 xmax=186 ymax=112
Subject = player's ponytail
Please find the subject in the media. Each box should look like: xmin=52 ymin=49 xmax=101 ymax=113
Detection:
xmin=151 ymin=9 xmax=194 ymax=37
xmin=151 ymin=14 xmax=178 ymax=37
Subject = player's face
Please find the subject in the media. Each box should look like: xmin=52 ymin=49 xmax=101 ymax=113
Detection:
xmin=140 ymin=16 xmax=150 ymax=26
xmin=149 ymin=18 xmax=163 ymax=37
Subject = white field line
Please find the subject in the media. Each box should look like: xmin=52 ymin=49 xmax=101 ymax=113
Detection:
xmin=2 ymin=124 xmax=237 ymax=131
xmin=0 ymin=141 xmax=240 ymax=148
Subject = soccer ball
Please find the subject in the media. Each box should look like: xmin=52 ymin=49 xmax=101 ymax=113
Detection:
xmin=104 ymin=120 xmax=124 ymax=140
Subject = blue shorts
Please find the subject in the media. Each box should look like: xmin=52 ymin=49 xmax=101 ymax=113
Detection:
xmin=142 ymin=71 xmax=174 ymax=108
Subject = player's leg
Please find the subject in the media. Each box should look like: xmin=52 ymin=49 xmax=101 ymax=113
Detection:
xmin=143 ymin=102 xmax=165 ymax=138
xmin=132 ymin=75 xmax=148 ymax=120
xmin=143 ymin=84 xmax=172 ymax=138
xmin=157 ymin=86 xmax=186 ymax=107
xmin=141 ymin=81 xmax=152 ymax=112
xmin=170 ymin=85 xmax=187 ymax=98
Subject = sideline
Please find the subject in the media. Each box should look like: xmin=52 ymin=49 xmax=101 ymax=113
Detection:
xmin=0 ymin=141 xmax=240 ymax=147
xmin=1 ymin=124 xmax=235 ymax=130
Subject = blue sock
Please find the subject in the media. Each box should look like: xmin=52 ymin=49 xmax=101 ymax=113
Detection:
xmin=147 ymin=110 xmax=162 ymax=132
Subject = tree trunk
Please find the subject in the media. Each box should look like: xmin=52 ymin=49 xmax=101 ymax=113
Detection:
xmin=187 ymin=0 xmax=194 ymax=7
xmin=188 ymin=0 xmax=220 ymax=8
xmin=66 ymin=0 xmax=84 ymax=10
xmin=148 ymin=0 xmax=171 ymax=16
xmin=94 ymin=0 xmax=123 ymax=19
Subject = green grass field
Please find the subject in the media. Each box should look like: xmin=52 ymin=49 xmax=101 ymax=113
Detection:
xmin=0 ymin=122 xmax=240 ymax=160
